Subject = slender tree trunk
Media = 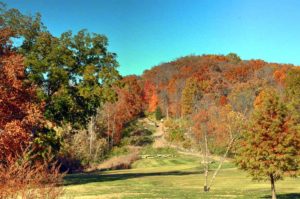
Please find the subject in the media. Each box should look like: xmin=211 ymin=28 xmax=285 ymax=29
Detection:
xmin=89 ymin=117 xmax=95 ymax=157
xmin=203 ymin=126 xmax=209 ymax=192
xmin=207 ymin=138 xmax=235 ymax=191
xmin=166 ymin=105 xmax=169 ymax=119
xmin=107 ymin=111 xmax=110 ymax=150
xmin=270 ymin=174 xmax=277 ymax=199
xmin=112 ymin=114 xmax=116 ymax=147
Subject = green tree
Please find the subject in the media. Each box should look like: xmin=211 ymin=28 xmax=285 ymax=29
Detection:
xmin=1 ymin=6 xmax=121 ymax=127
xmin=226 ymin=53 xmax=241 ymax=63
xmin=235 ymin=89 xmax=300 ymax=199
xmin=25 ymin=30 xmax=120 ymax=127
xmin=155 ymin=106 xmax=163 ymax=120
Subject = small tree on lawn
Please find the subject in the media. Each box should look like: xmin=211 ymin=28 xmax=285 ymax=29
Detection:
xmin=235 ymin=89 xmax=300 ymax=199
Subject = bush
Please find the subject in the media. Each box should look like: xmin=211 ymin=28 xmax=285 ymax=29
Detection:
xmin=0 ymin=151 xmax=64 ymax=199
xmin=109 ymin=146 xmax=130 ymax=157
xmin=167 ymin=128 xmax=185 ymax=143
xmin=182 ymin=139 xmax=192 ymax=149
xmin=164 ymin=118 xmax=191 ymax=144
xmin=57 ymin=151 xmax=83 ymax=173
xmin=71 ymin=130 xmax=109 ymax=165
xmin=122 ymin=129 xmax=153 ymax=146
xmin=130 ymin=136 xmax=153 ymax=146
xmin=94 ymin=152 xmax=140 ymax=171
xmin=155 ymin=107 xmax=163 ymax=120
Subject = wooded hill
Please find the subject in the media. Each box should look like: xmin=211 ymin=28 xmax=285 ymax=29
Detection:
xmin=140 ymin=53 xmax=293 ymax=117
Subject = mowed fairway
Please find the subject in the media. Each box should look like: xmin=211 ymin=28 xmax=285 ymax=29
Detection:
xmin=62 ymin=155 xmax=300 ymax=199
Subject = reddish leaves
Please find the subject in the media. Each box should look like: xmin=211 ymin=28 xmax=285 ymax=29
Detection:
xmin=0 ymin=28 xmax=44 ymax=162
xmin=103 ymin=76 xmax=144 ymax=144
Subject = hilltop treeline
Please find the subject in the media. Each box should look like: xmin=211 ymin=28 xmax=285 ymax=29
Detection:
xmin=141 ymin=53 xmax=292 ymax=117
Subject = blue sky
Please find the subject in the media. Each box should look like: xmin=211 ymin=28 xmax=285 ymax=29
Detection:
xmin=3 ymin=0 xmax=300 ymax=75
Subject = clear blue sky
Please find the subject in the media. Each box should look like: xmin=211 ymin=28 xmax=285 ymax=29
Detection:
xmin=3 ymin=0 xmax=300 ymax=75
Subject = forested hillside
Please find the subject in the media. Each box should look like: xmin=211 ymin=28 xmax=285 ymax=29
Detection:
xmin=141 ymin=53 xmax=291 ymax=117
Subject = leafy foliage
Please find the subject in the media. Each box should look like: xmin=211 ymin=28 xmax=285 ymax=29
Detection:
xmin=0 ymin=25 xmax=57 ymax=162
xmin=1 ymin=6 xmax=121 ymax=127
xmin=236 ymin=89 xmax=300 ymax=181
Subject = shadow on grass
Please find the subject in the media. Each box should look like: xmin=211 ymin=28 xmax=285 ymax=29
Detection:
xmin=64 ymin=170 xmax=202 ymax=186
xmin=261 ymin=193 xmax=300 ymax=199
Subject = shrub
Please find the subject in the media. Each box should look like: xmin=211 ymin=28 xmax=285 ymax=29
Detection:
xmin=109 ymin=146 xmax=130 ymax=157
xmin=182 ymin=139 xmax=192 ymax=149
xmin=167 ymin=128 xmax=185 ymax=143
xmin=71 ymin=130 xmax=109 ymax=164
xmin=57 ymin=151 xmax=83 ymax=173
xmin=122 ymin=129 xmax=153 ymax=146
xmin=0 ymin=151 xmax=64 ymax=199
xmin=94 ymin=152 xmax=140 ymax=171
xmin=155 ymin=107 xmax=163 ymax=120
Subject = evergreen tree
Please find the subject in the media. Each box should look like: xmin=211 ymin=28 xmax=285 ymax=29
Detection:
xmin=235 ymin=89 xmax=300 ymax=199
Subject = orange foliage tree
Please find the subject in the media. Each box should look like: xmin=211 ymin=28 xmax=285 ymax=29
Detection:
xmin=101 ymin=76 xmax=144 ymax=145
xmin=0 ymin=27 xmax=45 ymax=162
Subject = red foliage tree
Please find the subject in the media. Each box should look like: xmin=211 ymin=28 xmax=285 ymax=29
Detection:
xmin=103 ymin=76 xmax=144 ymax=145
xmin=219 ymin=96 xmax=228 ymax=106
xmin=273 ymin=66 xmax=288 ymax=85
xmin=0 ymin=28 xmax=44 ymax=162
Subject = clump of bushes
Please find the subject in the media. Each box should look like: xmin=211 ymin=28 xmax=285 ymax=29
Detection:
xmin=0 ymin=151 xmax=64 ymax=199
xmin=155 ymin=107 xmax=163 ymax=120
xmin=121 ymin=120 xmax=154 ymax=147
xmin=164 ymin=118 xmax=190 ymax=143
xmin=57 ymin=150 xmax=83 ymax=173
xmin=94 ymin=152 xmax=140 ymax=171
xmin=109 ymin=146 xmax=131 ymax=157
xmin=122 ymin=129 xmax=153 ymax=146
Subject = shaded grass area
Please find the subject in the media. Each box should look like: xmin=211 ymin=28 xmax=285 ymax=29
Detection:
xmin=62 ymin=155 xmax=300 ymax=199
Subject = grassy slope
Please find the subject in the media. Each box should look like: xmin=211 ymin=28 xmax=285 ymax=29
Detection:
xmin=62 ymin=154 xmax=300 ymax=199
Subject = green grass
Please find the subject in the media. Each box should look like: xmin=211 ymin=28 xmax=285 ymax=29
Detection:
xmin=62 ymin=155 xmax=300 ymax=199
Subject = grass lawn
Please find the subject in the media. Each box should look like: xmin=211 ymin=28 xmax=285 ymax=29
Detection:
xmin=62 ymin=155 xmax=300 ymax=199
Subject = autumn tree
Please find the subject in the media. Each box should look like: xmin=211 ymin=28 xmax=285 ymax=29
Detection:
xmin=193 ymin=103 xmax=245 ymax=192
xmin=0 ymin=23 xmax=62 ymax=181
xmin=94 ymin=76 xmax=144 ymax=147
xmin=235 ymin=89 xmax=300 ymax=199
xmin=181 ymin=77 xmax=202 ymax=116
xmin=285 ymin=68 xmax=300 ymax=121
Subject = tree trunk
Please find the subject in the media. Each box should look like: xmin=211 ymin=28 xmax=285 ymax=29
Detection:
xmin=89 ymin=116 xmax=95 ymax=157
xmin=203 ymin=125 xmax=209 ymax=192
xmin=270 ymin=174 xmax=277 ymax=199
xmin=166 ymin=105 xmax=169 ymax=119
xmin=107 ymin=111 xmax=110 ymax=150
xmin=111 ymin=114 xmax=116 ymax=147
